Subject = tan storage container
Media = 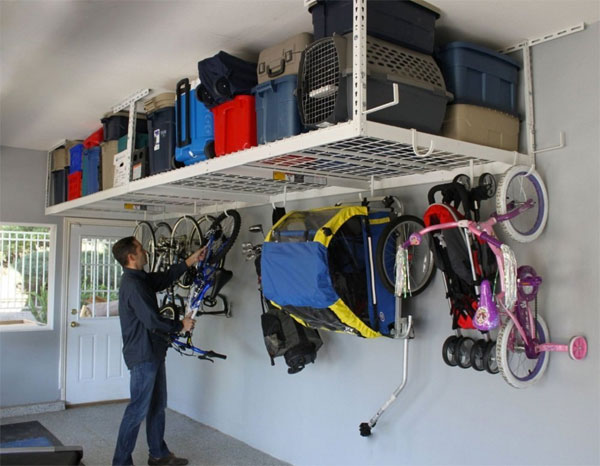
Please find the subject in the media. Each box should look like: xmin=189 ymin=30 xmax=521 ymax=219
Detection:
xmin=442 ymin=104 xmax=519 ymax=151
xmin=100 ymin=140 xmax=119 ymax=190
xmin=51 ymin=140 xmax=82 ymax=170
xmin=257 ymin=32 xmax=313 ymax=84
xmin=144 ymin=93 xmax=176 ymax=113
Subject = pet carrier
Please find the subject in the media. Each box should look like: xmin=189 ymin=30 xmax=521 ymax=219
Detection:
xmin=196 ymin=51 xmax=257 ymax=109
xmin=297 ymin=33 xmax=452 ymax=132
xmin=261 ymin=206 xmax=408 ymax=338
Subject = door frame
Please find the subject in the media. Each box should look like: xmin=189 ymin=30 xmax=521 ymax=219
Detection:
xmin=59 ymin=217 xmax=136 ymax=402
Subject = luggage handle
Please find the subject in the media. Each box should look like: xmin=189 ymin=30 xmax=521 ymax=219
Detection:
xmin=267 ymin=59 xmax=286 ymax=78
xmin=176 ymin=78 xmax=192 ymax=148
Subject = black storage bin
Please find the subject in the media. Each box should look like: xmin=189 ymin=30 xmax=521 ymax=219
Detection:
xmin=297 ymin=34 xmax=452 ymax=133
xmin=197 ymin=51 xmax=258 ymax=109
xmin=131 ymin=147 xmax=149 ymax=181
xmin=101 ymin=111 xmax=148 ymax=141
xmin=147 ymin=106 xmax=176 ymax=175
xmin=50 ymin=168 xmax=68 ymax=205
xmin=309 ymin=0 xmax=440 ymax=54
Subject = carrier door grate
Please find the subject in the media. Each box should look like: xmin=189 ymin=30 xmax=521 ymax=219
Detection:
xmin=301 ymin=38 xmax=340 ymax=127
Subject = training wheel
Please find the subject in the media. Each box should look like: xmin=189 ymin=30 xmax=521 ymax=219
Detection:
xmin=359 ymin=422 xmax=372 ymax=437
xmin=568 ymin=336 xmax=588 ymax=360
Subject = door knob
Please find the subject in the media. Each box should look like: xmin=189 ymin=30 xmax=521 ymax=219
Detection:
xmin=70 ymin=322 xmax=79 ymax=328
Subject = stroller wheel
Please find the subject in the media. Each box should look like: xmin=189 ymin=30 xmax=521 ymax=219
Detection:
xmin=479 ymin=173 xmax=497 ymax=198
xmin=457 ymin=337 xmax=475 ymax=369
xmin=483 ymin=341 xmax=499 ymax=374
xmin=442 ymin=336 xmax=459 ymax=367
xmin=470 ymin=339 xmax=487 ymax=371
xmin=453 ymin=174 xmax=471 ymax=191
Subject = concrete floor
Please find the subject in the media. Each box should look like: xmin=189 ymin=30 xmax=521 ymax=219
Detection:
xmin=0 ymin=402 xmax=290 ymax=466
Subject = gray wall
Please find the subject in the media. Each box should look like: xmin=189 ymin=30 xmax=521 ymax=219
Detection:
xmin=0 ymin=146 xmax=63 ymax=406
xmin=166 ymin=22 xmax=599 ymax=465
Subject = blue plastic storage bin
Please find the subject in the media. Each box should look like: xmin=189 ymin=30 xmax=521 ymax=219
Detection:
xmin=309 ymin=0 xmax=440 ymax=54
xmin=82 ymin=147 xmax=100 ymax=196
xmin=253 ymin=75 xmax=304 ymax=144
xmin=148 ymin=107 xmax=176 ymax=175
xmin=69 ymin=143 xmax=84 ymax=173
xmin=175 ymin=78 xmax=215 ymax=165
xmin=436 ymin=41 xmax=520 ymax=116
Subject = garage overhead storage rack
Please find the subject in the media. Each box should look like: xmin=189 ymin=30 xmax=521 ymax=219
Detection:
xmin=45 ymin=0 xmax=535 ymax=221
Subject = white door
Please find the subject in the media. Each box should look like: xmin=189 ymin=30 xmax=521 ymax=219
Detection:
xmin=65 ymin=223 xmax=133 ymax=404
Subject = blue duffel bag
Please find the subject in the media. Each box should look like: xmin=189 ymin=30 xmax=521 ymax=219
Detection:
xmin=196 ymin=51 xmax=257 ymax=109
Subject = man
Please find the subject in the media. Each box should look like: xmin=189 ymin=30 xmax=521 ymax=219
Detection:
xmin=111 ymin=236 xmax=205 ymax=466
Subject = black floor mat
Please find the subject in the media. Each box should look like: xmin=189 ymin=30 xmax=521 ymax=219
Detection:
xmin=0 ymin=421 xmax=63 ymax=448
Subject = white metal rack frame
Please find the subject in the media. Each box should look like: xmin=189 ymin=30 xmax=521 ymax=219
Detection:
xmin=45 ymin=0 xmax=578 ymax=221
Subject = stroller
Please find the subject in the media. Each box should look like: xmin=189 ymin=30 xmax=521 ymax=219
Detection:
xmin=423 ymin=174 xmax=499 ymax=372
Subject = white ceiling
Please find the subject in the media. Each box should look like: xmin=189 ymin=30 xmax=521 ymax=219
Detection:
xmin=1 ymin=0 xmax=598 ymax=151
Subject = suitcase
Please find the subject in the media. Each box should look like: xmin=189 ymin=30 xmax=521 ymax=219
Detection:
xmin=175 ymin=78 xmax=215 ymax=165
xmin=197 ymin=51 xmax=257 ymax=109
xmin=257 ymin=32 xmax=313 ymax=84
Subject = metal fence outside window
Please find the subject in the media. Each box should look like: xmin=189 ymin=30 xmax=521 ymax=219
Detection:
xmin=0 ymin=227 xmax=51 ymax=323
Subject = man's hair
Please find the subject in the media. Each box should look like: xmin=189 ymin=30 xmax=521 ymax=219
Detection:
xmin=112 ymin=236 xmax=138 ymax=267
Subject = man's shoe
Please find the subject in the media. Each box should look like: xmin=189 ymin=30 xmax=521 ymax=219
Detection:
xmin=147 ymin=452 xmax=189 ymax=466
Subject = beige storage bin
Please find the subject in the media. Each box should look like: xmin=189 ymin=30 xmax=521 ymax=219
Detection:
xmin=100 ymin=140 xmax=119 ymax=190
xmin=442 ymin=104 xmax=519 ymax=151
xmin=257 ymin=32 xmax=313 ymax=84
xmin=51 ymin=140 xmax=82 ymax=170
xmin=144 ymin=92 xmax=176 ymax=113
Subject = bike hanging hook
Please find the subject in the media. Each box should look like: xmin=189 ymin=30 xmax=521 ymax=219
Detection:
xmin=411 ymin=129 xmax=434 ymax=157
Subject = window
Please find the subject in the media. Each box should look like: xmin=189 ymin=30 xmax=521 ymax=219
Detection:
xmin=79 ymin=236 xmax=123 ymax=319
xmin=0 ymin=223 xmax=56 ymax=329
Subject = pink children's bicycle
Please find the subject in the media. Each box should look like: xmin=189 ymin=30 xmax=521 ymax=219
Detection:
xmin=396 ymin=172 xmax=588 ymax=388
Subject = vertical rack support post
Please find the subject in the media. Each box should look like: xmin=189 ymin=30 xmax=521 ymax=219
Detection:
xmin=352 ymin=0 xmax=367 ymax=134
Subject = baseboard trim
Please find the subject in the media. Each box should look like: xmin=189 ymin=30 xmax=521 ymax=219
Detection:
xmin=0 ymin=401 xmax=66 ymax=418
xmin=66 ymin=398 xmax=129 ymax=409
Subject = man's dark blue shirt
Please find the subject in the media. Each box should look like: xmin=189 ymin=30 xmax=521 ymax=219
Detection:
xmin=118 ymin=262 xmax=188 ymax=369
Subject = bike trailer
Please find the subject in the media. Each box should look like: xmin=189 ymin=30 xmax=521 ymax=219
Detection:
xmin=196 ymin=51 xmax=257 ymax=109
xmin=261 ymin=206 xmax=397 ymax=338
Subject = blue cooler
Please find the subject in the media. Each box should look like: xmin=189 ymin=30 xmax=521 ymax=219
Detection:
xmin=82 ymin=147 xmax=100 ymax=196
xmin=175 ymin=78 xmax=215 ymax=165
xmin=253 ymin=75 xmax=304 ymax=144
xmin=436 ymin=41 xmax=520 ymax=116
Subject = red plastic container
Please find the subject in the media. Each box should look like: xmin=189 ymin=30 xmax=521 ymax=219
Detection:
xmin=83 ymin=127 xmax=104 ymax=148
xmin=212 ymin=95 xmax=257 ymax=156
xmin=67 ymin=171 xmax=82 ymax=201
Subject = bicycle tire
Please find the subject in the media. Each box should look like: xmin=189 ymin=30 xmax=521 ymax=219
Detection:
xmin=496 ymin=165 xmax=549 ymax=243
xmin=171 ymin=215 xmax=204 ymax=288
xmin=132 ymin=221 xmax=156 ymax=273
xmin=205 ymin=210 xmax=241 ymax=265
xmin=375 ymin=215 xmax=435 ymax=297
xmin=483 ymin=341 xmax=499 ymax=374
xmin=496 ymin=314 xmax=550 ymax=388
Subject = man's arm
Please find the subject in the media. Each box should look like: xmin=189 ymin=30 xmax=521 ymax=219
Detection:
xmin=146 ymin=247 xmax=207 ymax=292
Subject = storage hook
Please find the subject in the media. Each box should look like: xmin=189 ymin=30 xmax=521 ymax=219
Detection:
xmin=533 ymin=131 xmax=565 ymax=154
xmin=411 ymin=129 xmax=434 ymax=157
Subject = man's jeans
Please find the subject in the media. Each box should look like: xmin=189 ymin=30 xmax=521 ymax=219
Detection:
xmin=113 ymin=360 xmax=171 ymax=466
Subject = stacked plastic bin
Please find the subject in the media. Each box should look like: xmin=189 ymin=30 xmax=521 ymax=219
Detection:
xmin=196 ymin=52 xmax=257 ymax=156
xmin=302 ymin=0 xmax=451 ymax=133
xmin=67 ymin=141 xmax=85 ymax=201
xmin=144 ymin=93 xmax=176 ymax=175
xmin=436 ymin=42 xmax=521 ymax=150
xmin=252 ymin=32 xmax=313 ymax=145
xmin=49 ymin=140 xmax=80 ymax=205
